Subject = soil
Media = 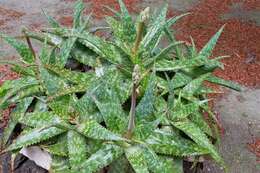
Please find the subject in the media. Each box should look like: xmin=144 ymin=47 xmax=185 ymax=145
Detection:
xmin=0 ymin=0 xmax=259 ymax=172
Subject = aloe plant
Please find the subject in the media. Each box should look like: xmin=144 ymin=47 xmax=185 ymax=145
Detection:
xmin=0 ymin=0 xmax=241 ymax=172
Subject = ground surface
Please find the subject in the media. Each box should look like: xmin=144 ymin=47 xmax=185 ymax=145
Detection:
xmin=0 ymin=0 xmax=259 ymax=172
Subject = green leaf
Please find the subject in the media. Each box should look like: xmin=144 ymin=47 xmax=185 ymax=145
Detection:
xmin=171 ymin=101 xmax=207 ymax=120
xmin=0 ymin=33 xmax=34 ymax=63
xmin=166 ymin=13 xmax=190 ymax=28
xmin=43 ymin=135 xmax=68 ymax=157
xmin=206 ymin=75 xmax=241 ymax=91
xmin=7 ymin=127 xmax=65 ymax=151
xmin=145 ymin=41 xmax=184 ymax=67
xmin=73 ymin=0 xmax=85 ymax=29
xmin=92 ymin=89 xmax=127 ymax=133
xmin=75 ymin=33 xmax=124 ymax=64
xmin=146 ymin=129 xmax=208 ymax=156
xmin=155 ymin=56 xmax=213 ymax=71
xmin=133 ymin=119 xmax=160 ymax=141
xmin=172 ymin=120 xmax=224 ymax=165
xmin=39 ymin=67 xmax=67 ymax=95
xmin=182 ymin=73 xmax=211 ymax=96
xmin=42 ymin=10 xmax=60 ymax=28
xmin=190 ymin=111 xmax=213 ymax=137
xmin=19 ymin=112 xmax=62 ymax=127
xmin=199 ymin=25 xmax=225 ymax=58
xmin=159 ymin=156 xmax=183 ymax=173
xmin=45 ymin=64 xmax=95 ymax=85
xmin=118 ymin=0 xmax=130 ymax=17
xmin=142 ymin=146 xmax=171 ymax=173
xmin=1 ymin=97 xmax=33 ymax=145
xmin=136 ymin=74 xmax=156 ymax=119
xmin=58 ymin=38 xmax=77 ymax=67
xmin=77 ymin=120 xmax=126 ymax=141
xmin=125 ymin=146 xmax=149 ymax=173
xmin=67 ymin=130 xmax=87 ymax=170
xmin=77 ymin=144 xmax=124 ymax=173
xmin=48 ymin=95 xmax=75 ymax=119
xmin=50 ymin=155 xmax=70 ymax=173
xmin=108 ymin=156 xmax=133 ymax=173
xmin=141 ymin=4 xmax=168 ymax=52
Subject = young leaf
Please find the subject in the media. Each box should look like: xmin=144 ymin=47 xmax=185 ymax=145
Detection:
xmin=73 ymin=0 xmax=85 ymax=29
xmin=141 ymin=4 xmax=168 ymax=52
xmin=199 ymin=25 xmax=225 ymax=58
xmin=42 ymin=10 xmax=60 ymax=28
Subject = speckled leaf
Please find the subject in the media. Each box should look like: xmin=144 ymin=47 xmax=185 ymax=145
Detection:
xmin=157 ymin=72 xmax=192 ymax=91
xmin=142 ymin=146 xmax=171 ymax=173
xmin=71 ymin=45 xmax=97 ymax=67
xmin=136 ymin=74 xmax=156 ymax=119
xmin=108 ymin=156 xmax=133 ymax=173
xmin=73 ymin=0 xmax=84 ymax=29
xmin=76 ymin=33 xmax=124 ymax=64
xmin=93 ymin=90 xmax=127 ymax=133
xmin=190 ymin=111 xmax=213 ymax=137
xmin=125 ymin=146 xmax=149 ymax=173
xmin=48 ymin=95 xmax=75 ymax=119
xmin=77 ymin=120 xmax=126 ymax=141
xmin=7 ymin=85 xmax=42 ymax=103
xmin=182 ymin=73 xmax=211 ymax=96
xmin=45 ymin=64 xmax=95 ymax=84
xmin=199 ymin=25 xmax=225 ymax=58
xmin=0 ymin=33 xmax=34 ymax=63
xmin=166 ymin=13 xmax=190 ymax=28
xmin=42 ymin=10 xmax=60 ymax=28
xmin=67 ymin=130 xmax=87 ymax=170
xmin=50 ymin=155 xmax=70 ymax=173
xmin=8 ymin=85 xmax=43 ymax=105
xmin=145 ymin=41 xmax=184 ymax=67
xmin=20 ymin=112 xmax=62 ymax=127
xmin=173 ymin=120 xmax=224 ymax=165
xmin=159 ymin=156 xmax=183 ymax=173
xmin=146 ymin=129 xmax=208 ymax=156
xmin=171 ymin=101 xmax=207 ymax=120
xmin=2 ymin=97 xmax=33 ymax=145
xmin=155 ymin=56 xmax=212 ymax=71
xmin=133 ymin=119 xmax=160 ymax=141
xmin=206 ymin=75 xmax=241 ymax=91
xmin=141 ymin=4 xmax=168 ymax=52
xmin=58 ymin=38 xmax=77 ymax=67
xmin=39 ymin=67 xmax=67 ymax=95
xmin=0 ymin=77 xmax=38 ymax=106
xmin=77 ymin=144 xmax=124 ymax=173
xmin=43 ymin=135 xmax=68 ymax=157
xmin=7 ymin=127 xmax=65 ymax=151
xmin=11 ymin=64 xmax=36 ymax=77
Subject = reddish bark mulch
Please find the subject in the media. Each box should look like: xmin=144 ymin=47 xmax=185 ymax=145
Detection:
xmin=248 ymin=139 xmax=260 ymax=162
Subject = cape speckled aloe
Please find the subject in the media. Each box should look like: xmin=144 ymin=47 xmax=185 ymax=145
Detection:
xmin=0 ymin=0 xmax=241 ymax=172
